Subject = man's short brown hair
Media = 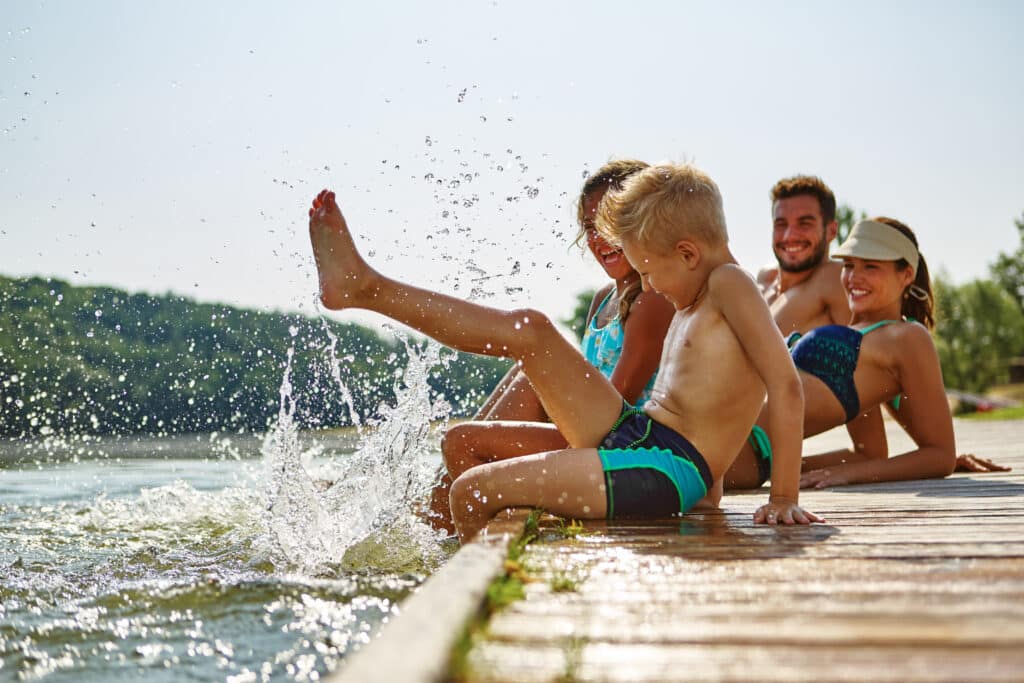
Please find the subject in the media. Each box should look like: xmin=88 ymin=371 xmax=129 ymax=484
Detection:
xmin=770 ymin=175 xmax=836 ymax=225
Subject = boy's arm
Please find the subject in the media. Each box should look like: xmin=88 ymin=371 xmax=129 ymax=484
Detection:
xmin=709 ymin=266 xmax=821 ymax=524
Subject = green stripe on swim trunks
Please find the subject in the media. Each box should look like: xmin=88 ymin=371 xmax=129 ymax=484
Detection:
xmin=599 ymin=447 xmax=708 ymax=514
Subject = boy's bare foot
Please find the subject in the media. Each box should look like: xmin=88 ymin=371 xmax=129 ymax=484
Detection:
xmin=308 ymin=189 xmax=375 ymax=309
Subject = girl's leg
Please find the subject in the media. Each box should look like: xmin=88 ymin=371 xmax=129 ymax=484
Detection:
xmin=479 ymin=370 xmax=548 ymax=422
xmin=309 ymin=190 xmax=623 ymax=447
xmin=449 ymin=448 xmax=608 ymax=542
xmin=472 ymin=365 xmax=520 ymax=419
xmin=474 ymin=367 xmax=547 ymax=421
xmin=442 ymin=421 xmax=566 ymax=479
xmin=427 ymin=421 xmax=567 ymax=535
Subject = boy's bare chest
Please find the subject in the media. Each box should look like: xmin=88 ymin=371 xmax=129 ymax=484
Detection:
xmin=661 ymin=312 xmax=736 ymax=372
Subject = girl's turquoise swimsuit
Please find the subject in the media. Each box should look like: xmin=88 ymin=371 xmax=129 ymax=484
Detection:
xmin=749 ymin=319 xmax=905 ymax=486
xmin=581 ymin=289 xmax=658 ymax=405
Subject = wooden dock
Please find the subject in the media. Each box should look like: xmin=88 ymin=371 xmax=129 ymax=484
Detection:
xmin=333 ymin=418 xmax=1024 ymax=683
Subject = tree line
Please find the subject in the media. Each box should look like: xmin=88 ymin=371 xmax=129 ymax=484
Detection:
xmin=0 ymin=275 xmax=510 ymax=438
xmin=2 ymin=211 xmax=1021 ymax=439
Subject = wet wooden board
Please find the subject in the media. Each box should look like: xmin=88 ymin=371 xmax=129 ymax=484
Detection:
xmin=456 ymin=418 xmax=1024 ymax=683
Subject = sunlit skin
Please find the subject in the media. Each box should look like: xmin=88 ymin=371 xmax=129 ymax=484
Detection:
xmin=583 ymin=191 xmax=636 ymax=283
xmin=727 ymin=256 xmax=957 ymax=489
xmin=757 ymin=194 xmax=849 ymax=337
xmin=426 ymin=184 xmax=674 ymax=535
xmin=309 ymin=188 xmax=821 ymax=541
xmin=772 ymin=194 xmax=835 ymax=274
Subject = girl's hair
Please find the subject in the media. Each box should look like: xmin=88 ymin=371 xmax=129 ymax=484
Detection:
xmin=574 ymin=159 xmax=649 ymax=322
xmin=873 ymin=216 xmax=935 ymax=330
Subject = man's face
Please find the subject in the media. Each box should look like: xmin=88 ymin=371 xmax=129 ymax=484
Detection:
xmin=771 ymin=194 xmax=832 ymax=273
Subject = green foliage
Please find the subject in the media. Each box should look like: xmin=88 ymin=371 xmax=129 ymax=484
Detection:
xmin=549 ymin=572 xmax=579 ymax=593
xmin=485 ymin=573 xmax=526 ymax=612
xmin=934 ymin=275 xmax=1024 ymax=392
xmin=833 ymin=203 xmax=867 ymax=247
xmin=551 ymin=518 xmax=586 ymax=540
xmin=0 ymin=275 xmax=509 ymax=437
xmin=959 ymin=405 xmax=1024 ymax=421
xmin=990 ymin=212 xmax=1024 ymax=316
xmin=562 ymin=289 xmax=596 ymax=342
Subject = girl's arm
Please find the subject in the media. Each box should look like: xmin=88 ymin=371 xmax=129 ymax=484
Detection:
xmin=801 ymin=326 xmax=956 ymax=488
xmin=610 ymin=290 xmax=675 ymax=403
xmin=800 ymin=406 xmax=888 ymax=471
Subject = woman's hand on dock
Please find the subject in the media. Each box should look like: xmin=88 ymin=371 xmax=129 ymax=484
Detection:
xmin=955 ymin=453 xmax=1011 ymax=473
xmin=800 ymin=466 xmax=849 ymax=489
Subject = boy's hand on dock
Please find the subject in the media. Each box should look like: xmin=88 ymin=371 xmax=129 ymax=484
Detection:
xmin=755 ymin=497 xmax=824 ymax=525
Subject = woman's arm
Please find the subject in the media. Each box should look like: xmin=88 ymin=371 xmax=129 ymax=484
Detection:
xmin=800 ymin=406 xmax=888 ymax=471
xmin=610 ymin=290 xmax=675 ymax=403
xmin=801 ymin=327 xmax=956 ymax=487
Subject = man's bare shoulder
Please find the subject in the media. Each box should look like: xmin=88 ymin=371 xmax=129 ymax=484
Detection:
xmin=755 ymin=263 xmax=779 ymax=287
xmin=809 ymin=259 xmax=843 ymax=279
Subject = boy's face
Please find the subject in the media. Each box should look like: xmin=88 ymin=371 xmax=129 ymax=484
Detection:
xmin=772 ymin=194 xmax=836 ymax=273
xmin=620 ymin=237 xmax=689 ymax=310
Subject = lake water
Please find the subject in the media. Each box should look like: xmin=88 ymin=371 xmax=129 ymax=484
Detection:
xmin=0 ymin=348 xmax=455 ymax=682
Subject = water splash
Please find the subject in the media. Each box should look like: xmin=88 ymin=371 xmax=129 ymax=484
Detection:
xmin=260 ymin=335 xmax=451 ymax=574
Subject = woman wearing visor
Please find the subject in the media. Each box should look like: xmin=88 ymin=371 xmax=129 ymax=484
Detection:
xmin=725 ymin=217 xmax=957 ymax=491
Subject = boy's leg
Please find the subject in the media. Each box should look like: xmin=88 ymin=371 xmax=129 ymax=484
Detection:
xmin=449 ymin=448 xmax=608 ymax=542
xmin=426 ymin=422 xmax=567 ymax=535
xmin=309 ymin=190 xmax=623 ymax=447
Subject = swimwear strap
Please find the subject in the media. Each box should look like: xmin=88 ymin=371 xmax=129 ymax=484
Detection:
xmin=748 ymin=425 xmax=773 ymax=463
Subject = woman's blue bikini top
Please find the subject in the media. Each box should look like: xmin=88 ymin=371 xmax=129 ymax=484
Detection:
xmin=787 ymin=320 xmax=901 ymax=423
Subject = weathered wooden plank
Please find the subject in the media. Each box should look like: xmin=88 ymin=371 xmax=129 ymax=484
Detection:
xmin=456 ymin=419 xmax=1024 ymax=683
xmin=485 ymin=612 xmax=1024 ymax=646
xmin=464 ymin=642 xmax=1024 ymax=683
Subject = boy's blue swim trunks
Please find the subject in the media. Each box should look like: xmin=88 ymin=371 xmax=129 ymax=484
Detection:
xmin=598 ymin=404 xmax=713 ymax=519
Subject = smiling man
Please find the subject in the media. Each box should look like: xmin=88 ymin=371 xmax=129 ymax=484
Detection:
xmin=756 ymin=175 xmax=849 ymax=337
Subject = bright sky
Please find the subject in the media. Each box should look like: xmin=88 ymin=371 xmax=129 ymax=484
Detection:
xmin=2 ymin=1 xmax=1022 ymax=328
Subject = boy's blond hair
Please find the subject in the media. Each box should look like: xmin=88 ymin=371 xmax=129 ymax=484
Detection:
xmin=598 ymin=163 xmax=728 ymax=253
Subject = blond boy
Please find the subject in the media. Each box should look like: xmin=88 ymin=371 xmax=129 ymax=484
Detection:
xmin=309 ymin=163 xmax=821 ymax=542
